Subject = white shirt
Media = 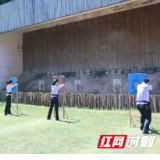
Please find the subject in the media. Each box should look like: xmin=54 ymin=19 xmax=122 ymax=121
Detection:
xmin=6 ymin=84 xmax=12 ymax=96
xmin=137 ymin=82 xmax=152 ymax=104
xmin=51 ymin=85 xmax=60 ymax=97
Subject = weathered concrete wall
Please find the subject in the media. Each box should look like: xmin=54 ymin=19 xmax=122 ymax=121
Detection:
xmin=9 ymin=73 xmax=160 ymax=94
xmin=0 ymin=0 xmax=127 ymax=34
xmin=0 ymin=31 xmax=23 ymax=90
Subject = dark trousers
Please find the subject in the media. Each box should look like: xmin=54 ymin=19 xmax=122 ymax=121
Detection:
xmin=137 ymin=103 xmax=151 ymax=132
xmin=4 ymin=96 xmax=11 ymax=115
xmin=47 ymin=97 xmax=59 ymax=120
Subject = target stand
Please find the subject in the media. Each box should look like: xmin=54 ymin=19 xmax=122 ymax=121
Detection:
xmin=61 ymin=88 xmax=68 ymax=119
xmin=11 ymin=105 xmax=23 ymax=114
xmin=10 ymin=77 xmax=23 ymax=114
xmin=127 ymin=94 xmax=136 ymax=128
xmin=11 ymin=86 xmax=23 ymax=114
xmin=52 ymin=104 xmax=68 ymax=119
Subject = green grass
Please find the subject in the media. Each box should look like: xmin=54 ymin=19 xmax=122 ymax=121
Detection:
xmin=0 ymin=102 xmax=160 ymax=154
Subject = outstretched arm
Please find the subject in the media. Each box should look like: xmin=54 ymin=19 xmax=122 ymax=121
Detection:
xmin=150 ymin=85 xmax=153 ymax=90
xmin=12 ymin=83 xmax=18 ymax=88
xmin=59 ymin=84 xmax=65 ymax=89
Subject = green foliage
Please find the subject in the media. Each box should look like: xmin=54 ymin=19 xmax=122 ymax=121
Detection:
xmin=0 ymin=0 xmax=12 ymax=5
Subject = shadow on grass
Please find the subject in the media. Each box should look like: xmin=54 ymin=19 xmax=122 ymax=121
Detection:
xmin=59 ymin=119 xmax=80 ymax=124
xmin=150 ymin=129 xmax=160 ymax=135
xmin=12 ymin=114 xmax=29 ymax=117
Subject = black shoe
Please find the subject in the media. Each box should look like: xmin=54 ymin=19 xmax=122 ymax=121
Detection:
xmin=55 ymin=119 xmax=60 ymax=121
xmin=140 ymin=127 xmax=143 ymax=131
xmin=8 ymin=113 xmax=13 ymax=115
xmin=47 ymin=118 xmax=51 ymax=120
xmin=4 ymin=114 xmax=7 ymax=116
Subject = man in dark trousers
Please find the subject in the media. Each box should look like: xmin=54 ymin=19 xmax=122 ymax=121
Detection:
xmin=136 ymin=78 xmax=153 ymax=134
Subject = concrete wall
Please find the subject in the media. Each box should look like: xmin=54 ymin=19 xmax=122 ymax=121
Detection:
xmin=0 ymin=31 xmax=23 ymax=90
xmin=15 ymin=73 xmax=160 ymax=94
xmin=0 ymin=0 xmax=127 ymax=34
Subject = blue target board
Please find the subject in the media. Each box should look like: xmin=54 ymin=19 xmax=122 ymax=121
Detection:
xmin=10 ymin=77 xmax=17 ymax=92
xmin=128 ymin=73 xmax=146 ymax=94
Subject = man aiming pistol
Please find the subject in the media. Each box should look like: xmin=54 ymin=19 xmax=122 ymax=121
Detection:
xmin=136 ymin=78 xmax=153 ymax=134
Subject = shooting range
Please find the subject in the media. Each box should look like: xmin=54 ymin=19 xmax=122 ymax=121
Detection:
xmin=1 ymin=0 xmax=160 ymax=154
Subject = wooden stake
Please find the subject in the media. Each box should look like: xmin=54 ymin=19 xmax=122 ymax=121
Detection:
xmin=16 ymin=87 xmax=18 ymax=113
xmin=63 ymin=85 xmax=68 ymax=119
xmin=127 ymin=94 xmax=136 ymax=128
xmin=15 ymin=85 xmax=22 ymax=114
xmin=11 ymin=106 xmax=16 ymax=113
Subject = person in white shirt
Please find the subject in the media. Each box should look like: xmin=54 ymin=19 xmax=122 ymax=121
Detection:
xmin=4 ymin=80 xmax=18 ymax=116
xmin=47 ymin=79 xmax=64 ymax=120
xmin=136 ymin=78 xmax=153 ymax=134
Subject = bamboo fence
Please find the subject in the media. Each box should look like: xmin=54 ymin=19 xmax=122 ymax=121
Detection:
xmin=0 ymin=91 xmax=159 ymax=113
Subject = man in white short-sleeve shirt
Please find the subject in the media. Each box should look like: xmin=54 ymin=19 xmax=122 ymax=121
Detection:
xmin=136 ymin=78 xmax=153 ymax=134
xmin=137 ymin=82 xmax=153 ymax=104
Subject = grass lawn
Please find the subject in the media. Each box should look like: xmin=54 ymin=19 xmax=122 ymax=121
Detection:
xmin=0 ymin=102 xmax=160 ymax=154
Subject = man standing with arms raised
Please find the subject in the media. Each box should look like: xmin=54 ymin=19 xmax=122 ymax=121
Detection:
xmin=136 ymin=78 xmax=153 ymax=134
